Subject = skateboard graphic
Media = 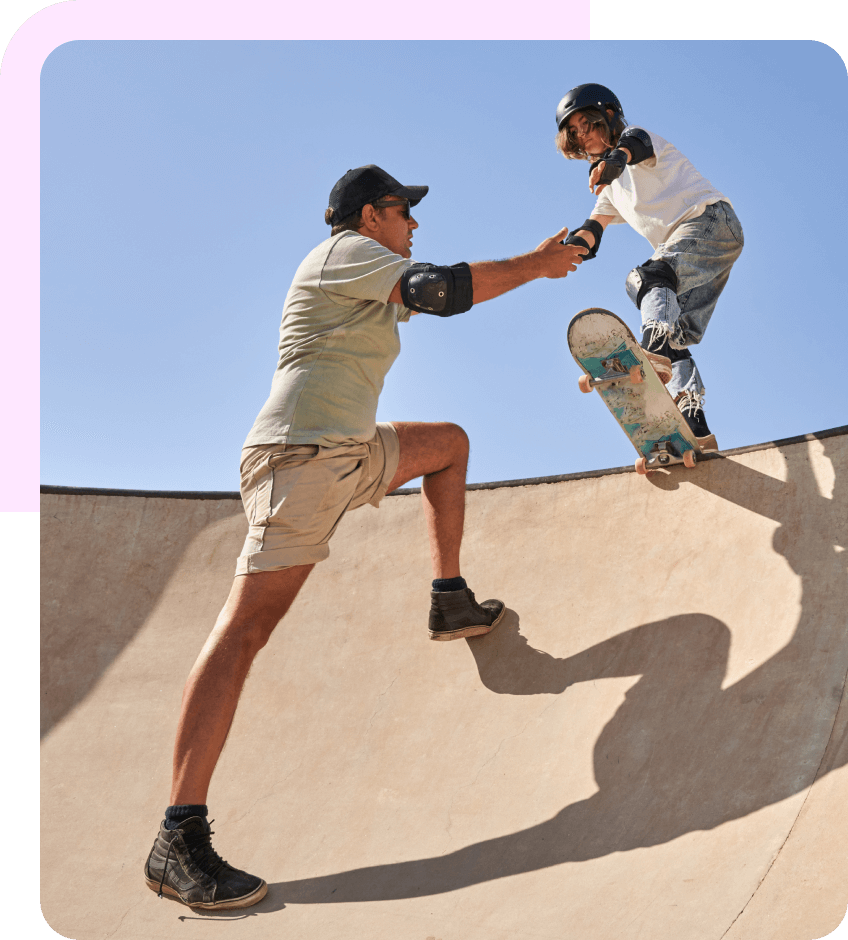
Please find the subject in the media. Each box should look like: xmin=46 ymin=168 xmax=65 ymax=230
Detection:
xmin=567 ymin=308 xmax=702 ymax=474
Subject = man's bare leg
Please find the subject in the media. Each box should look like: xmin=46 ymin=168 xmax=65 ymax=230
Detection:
xmin=169 ymin=422 xmax=484 ymax=800
xmin=146 ymin=567 xmax=313 ymax=908
xmin=389 ymin=421 xmax=504 ymax=640
xmin=148 ymin=420 xmax=500 ymax=907
xmin=170 ymin=563 xmax=313 ymax=806
xmin=389 ymin=421 xmax=469 ymax=579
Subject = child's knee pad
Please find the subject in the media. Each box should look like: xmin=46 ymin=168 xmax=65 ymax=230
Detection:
xmin=624 ymin=259 xmax=678 ymax=309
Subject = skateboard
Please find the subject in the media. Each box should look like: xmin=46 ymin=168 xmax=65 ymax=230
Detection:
xmin=567 ymin=307 xmax=701 ymax=474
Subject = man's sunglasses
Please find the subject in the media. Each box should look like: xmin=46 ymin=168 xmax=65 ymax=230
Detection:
xmin=371 ymin=198 xmax=411 ymax=220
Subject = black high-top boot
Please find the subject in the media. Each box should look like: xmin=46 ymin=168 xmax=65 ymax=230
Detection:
xmin=144 ymin=816 xmax=267 ymax=910
xmin=428 ymin=588 xmax=505 ymax=641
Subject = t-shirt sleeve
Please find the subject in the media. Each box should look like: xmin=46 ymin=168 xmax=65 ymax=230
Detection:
xmin=320 ymin=233 xmax=413 ymax=305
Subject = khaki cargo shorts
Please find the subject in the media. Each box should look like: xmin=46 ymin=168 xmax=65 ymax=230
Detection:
xmin=235 ymin=423 xmax=400 ymax=575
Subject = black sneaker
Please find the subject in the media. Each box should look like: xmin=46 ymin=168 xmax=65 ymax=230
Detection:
xmin=144 ymin=816 xmax=267 ymax=910
xmin=676 ymin=389 xmax=718 ymax=451
xmin=428 ymin=588 xmax=505 ymax=641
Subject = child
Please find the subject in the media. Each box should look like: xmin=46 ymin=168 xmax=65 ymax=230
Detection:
xmin=554 ymin=83 xmax=743 ymax=450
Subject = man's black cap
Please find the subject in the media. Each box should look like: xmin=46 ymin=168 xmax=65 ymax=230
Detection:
xmin=327 ymin=165 xmax=428 ymax=223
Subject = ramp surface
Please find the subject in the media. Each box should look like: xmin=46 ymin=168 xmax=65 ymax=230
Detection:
xmin=41 ymin=430 xmax=848 ymax=940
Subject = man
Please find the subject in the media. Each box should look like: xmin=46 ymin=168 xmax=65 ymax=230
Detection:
xmin=144 ymin=165 xmax=586 ymax=910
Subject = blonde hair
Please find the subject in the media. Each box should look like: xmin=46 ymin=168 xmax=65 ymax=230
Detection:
xmin=554 ymin=106 xmax=627 ymax=162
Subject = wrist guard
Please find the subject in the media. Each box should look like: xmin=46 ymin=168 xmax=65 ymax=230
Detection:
xmin=592 ymin=147 xmax=628 ymax=185
xmin=400 ymin=262 xmax=473 ymax=317
xmin=563 ymin=218 xmax=604 ymax=260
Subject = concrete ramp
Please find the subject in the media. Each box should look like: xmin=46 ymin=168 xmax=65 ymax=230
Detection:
xmin=41 ymin=429 xmax=848 ymax=940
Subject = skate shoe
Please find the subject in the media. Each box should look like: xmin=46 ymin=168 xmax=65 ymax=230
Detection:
xmin=676 ymin=389 xmax=718 ymax=452
xmin=144 ymin=816 xmax=267 ymax=910
xmin=639 ymin=323 xmax=674 ymax=385
xmin=429 ymin=588 xmax=505 ymax=641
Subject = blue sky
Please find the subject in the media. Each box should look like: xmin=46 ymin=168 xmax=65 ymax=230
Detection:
xmin=40 ymin=40 xmax=847 ymax=490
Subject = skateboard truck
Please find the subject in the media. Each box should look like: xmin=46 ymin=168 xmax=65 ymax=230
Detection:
xmin=578 ymin=357 xmax=644 ymax=394
xmin=635 ymin=439 xmax=697 ymax=474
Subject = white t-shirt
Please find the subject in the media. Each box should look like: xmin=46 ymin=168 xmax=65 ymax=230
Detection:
xmin=243 ymin=232 xmax=414 ymax=449
xmin=593 ymin=129 xmax=730 ymax=249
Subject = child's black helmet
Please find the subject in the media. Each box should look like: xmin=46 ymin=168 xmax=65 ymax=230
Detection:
xmin=556 ymin=83 xmax=625 ymax=131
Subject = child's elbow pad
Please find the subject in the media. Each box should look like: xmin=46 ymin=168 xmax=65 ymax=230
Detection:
xmin=618 ymin=127 xmax=654 ymax=164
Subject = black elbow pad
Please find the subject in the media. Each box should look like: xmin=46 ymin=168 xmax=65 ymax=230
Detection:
xmin=400 ymin=262 xmax=473 ymax=317
xmin=618 ymin=126 xmax=654 ymax=164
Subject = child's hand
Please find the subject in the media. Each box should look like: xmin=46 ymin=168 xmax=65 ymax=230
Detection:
xmin=589 ymin=161 xmax=608 ymax=195
xmin=589 ymin=148 xmax=629 ymax=194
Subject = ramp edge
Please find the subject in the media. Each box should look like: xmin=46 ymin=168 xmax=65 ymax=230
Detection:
xmin=40 ymin=425 xmax=847 ymax=500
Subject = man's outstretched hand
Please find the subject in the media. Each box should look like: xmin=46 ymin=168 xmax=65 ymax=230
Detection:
xmin=535 ymin=226 xmax=588 ymax=278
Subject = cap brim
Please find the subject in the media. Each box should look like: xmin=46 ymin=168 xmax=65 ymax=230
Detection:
xmin=391 ymin=184 xmax=428 ymax=207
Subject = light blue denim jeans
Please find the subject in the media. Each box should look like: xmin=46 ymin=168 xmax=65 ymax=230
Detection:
xmin=625 ymin=200 xmax=744 ymax=401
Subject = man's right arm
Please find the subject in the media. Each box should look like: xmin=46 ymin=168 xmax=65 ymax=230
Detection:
xmin=387 ymin=226 xmax=587 ymax=307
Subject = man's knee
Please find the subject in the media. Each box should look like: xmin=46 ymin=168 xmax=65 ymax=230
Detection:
xmin=443 ymin=422 xmax=470 ymax=458
xmin=395 ymin=420 xmax=468 ymax=459
xmin=391 ymin=421 xmax=470 ymax=486
xmin=430 ymin=423 xmax=470 ymax=475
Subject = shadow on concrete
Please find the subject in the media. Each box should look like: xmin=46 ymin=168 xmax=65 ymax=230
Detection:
xmin=257 ymin=434 xmax=847 ymax=907
xmin=40 ymin=494 xmax=244 ymax=738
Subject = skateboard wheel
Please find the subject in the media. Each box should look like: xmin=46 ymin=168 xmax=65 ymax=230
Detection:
xmin=578 ymin=374 xmax=593 ymax=394
xmin=629 ymin=365 xmax=643 ymax=385
xmin=635 ymin=457 xmax=648 ymax=475
xmin=683 ymin=450 xmax=696 ymax=469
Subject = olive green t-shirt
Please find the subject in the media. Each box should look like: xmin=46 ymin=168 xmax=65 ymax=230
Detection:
xmin=243 ymin=232 xmax=414 ymax=449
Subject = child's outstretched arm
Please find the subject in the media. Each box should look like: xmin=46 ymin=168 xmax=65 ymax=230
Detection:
xmin=589 ymin=160 xmax=620 ymax=196
xmin=589 ymin=127 xmax=654 ymax=194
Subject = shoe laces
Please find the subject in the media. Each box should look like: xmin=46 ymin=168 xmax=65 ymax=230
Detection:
xmin=157 ymin=820 xmax=227 ymax=898
xmin=676 ymin=389 xmax=704 ymax=417
xmin=643 ymin=320 xmax=670 ymax=351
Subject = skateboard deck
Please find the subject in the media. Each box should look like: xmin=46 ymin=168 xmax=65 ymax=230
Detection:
xmin=567 ymin=307 xmax=702 ymax=474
